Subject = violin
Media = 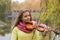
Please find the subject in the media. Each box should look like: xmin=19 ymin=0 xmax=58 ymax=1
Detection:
xmin=25 ymin=21 xmax=60 ymax=35
xmin=25 ymin=21 xmax=46 ymax=32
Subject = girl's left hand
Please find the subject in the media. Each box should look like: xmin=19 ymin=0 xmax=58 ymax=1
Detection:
xmin=32 ymin=21 xmax=37 ymax=29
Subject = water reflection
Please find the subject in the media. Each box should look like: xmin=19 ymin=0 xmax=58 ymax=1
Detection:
xmin=0 ymin=25 xmax=11 ymax=36
xmin=0 ymin=33 xmax=11 ymax=40
xmin=56 ymin=35 xmax=60 ymax=40
xmin=0 ymin=26 xmax=11 ymax=40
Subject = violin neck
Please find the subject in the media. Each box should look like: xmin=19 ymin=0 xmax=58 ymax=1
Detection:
xmin=49 ymin=28 xmax=60 ymax=35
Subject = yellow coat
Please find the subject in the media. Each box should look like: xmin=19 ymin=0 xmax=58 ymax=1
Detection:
xmin=11 ymin=27 xmax=44 ymax=40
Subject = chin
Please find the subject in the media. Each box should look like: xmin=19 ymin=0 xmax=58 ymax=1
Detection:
xmin=26 ymin=21 xmax=30 ymax=22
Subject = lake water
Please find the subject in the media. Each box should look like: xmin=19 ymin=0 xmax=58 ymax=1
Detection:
xmin=0 ymin=33 xmax=11 ymax=40
xmin=55 ymin=35 xmax=60 ymax=40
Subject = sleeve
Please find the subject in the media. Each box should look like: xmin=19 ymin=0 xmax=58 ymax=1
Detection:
xmin=11 ymin=27 xmax=18 ymax=40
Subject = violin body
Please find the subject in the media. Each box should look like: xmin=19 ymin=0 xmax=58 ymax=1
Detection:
xmin=25 ymin=22 xmax=34 ymax=30
xmin=25 ymin=21 xmax=45 ymax=32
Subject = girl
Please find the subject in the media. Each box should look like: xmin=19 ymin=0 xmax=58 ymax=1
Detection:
xmin=11 ymin=9 xmax=49 ymax=40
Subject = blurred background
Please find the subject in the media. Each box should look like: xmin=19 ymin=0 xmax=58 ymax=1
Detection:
xmin=0 ymin=0 xmax=60 ymax=40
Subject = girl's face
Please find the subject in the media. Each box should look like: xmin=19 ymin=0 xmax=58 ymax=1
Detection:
xmin=22 ymin=12 xmax=31 ymax=23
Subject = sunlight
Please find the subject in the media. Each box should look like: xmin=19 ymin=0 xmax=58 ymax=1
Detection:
xmin=12 ymin=0 xmax=26 ymax=3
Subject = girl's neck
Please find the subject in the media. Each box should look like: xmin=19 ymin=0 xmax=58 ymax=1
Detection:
xmin=21 ymin=21 xmax=26 ymax=25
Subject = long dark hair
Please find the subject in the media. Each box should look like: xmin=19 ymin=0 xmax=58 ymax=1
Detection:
xmin=12 ymin=9 xmax=32 ymax=28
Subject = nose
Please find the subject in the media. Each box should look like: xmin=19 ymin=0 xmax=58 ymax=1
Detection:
xmin=27 ymin=16 xmax=30 ymax=19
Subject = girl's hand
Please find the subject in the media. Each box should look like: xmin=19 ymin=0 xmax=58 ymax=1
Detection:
xmin=32 ymin=21 xmax=37 ymax=29
xmin=43 ymin=25 xmax=50 ymax=36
